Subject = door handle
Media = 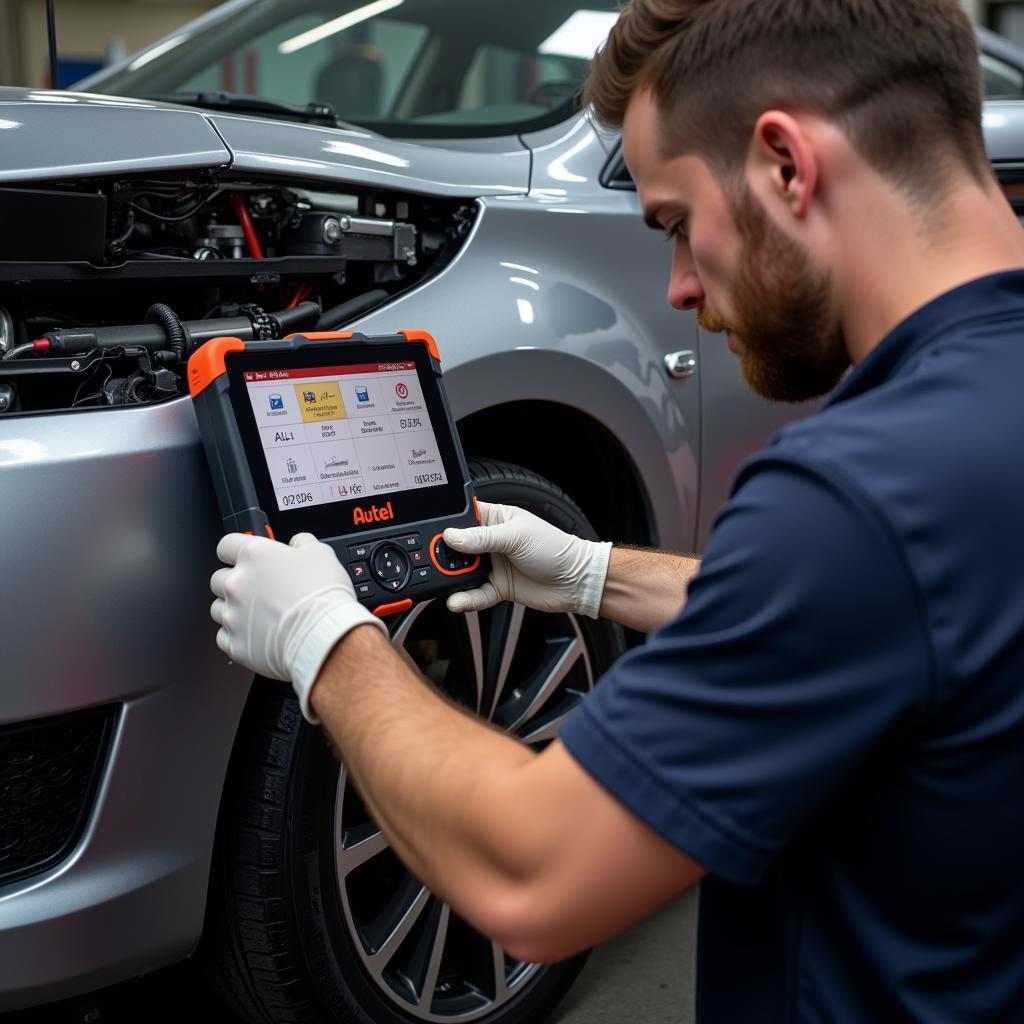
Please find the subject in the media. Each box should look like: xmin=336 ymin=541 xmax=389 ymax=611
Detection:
xmin=664 ymin=350 xmax=697 ymax=380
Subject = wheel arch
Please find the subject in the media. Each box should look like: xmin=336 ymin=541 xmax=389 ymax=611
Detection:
xmin=442 ymin=348 xmax=698 ymax=553
xmin=458 ymin=401 xmax=654 ymax=548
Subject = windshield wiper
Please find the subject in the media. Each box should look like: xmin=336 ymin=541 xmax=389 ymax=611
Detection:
xmin=146 ymin=91 xmax=349 ymax=129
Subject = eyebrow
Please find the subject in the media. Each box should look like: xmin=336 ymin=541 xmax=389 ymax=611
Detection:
xmin=643 ymin=204 xmax=687 ymax=232
xmin=643 ymin=207 xmax=666 ymax=231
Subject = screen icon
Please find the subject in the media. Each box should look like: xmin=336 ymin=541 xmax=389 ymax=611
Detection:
xmin=269 ymin=393 xmax=284 ymax=410
xmin=303 ymin=391 xmax=316 ymax=404
xmin=355 ymin=386 xmax=369 ymax=403
xmin=286 ymin=457 xmax=298 ymax=474
xmin=395 ymin=382 xmax=410 ymax=401
xmin=412 ymin=449 xmax=427 ymax=459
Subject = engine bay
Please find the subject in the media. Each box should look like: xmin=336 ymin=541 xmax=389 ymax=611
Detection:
xmin=0 ymin=173 xmax=474 ymax=414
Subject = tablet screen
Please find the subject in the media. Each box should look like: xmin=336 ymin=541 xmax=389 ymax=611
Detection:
xmin=243 ymin=358 xmax=449 ymax=513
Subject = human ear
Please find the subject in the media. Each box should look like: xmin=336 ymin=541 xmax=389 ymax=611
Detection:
xmin=749 ymin=111 xmax=817 ymax=219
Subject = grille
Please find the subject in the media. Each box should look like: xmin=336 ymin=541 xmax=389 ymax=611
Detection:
xmin=0 ymin=705 xmax=117 ymax=887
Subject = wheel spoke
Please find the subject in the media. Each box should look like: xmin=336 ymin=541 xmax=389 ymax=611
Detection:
xmin=337 ymin=822 xmax=389 ymax=877
xmin=417 ymin=903 xmax=451 ymax=1010
xmin=463 ymin=611 xmax=485 ymax=714
xmin=391 ymin=601 xmax=431 ymax=676
xmin=488 ymin=603 xmax=525 ymax=719
xmin=368 ymin=883 xmax=432 ymax=970
xmin=519 ymin=692 xmax=587 ymax=745
xmin=491 ymin=941 xmax=510 ymax=1002
xmin=498 ymin=636 xmax=584 ymax=733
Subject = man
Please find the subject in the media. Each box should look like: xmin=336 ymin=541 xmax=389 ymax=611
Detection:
xmin=209 ymin=1 xmax=1024 ymax=1019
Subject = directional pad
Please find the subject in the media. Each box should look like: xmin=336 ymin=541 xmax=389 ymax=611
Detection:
xmin=372 ymin=544 xmax=410 ymax=590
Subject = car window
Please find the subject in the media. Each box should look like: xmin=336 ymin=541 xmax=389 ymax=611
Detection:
xmin=87 ymin=0 xmax=621 ymax=137
xmin=172 ymin=14 xmax=428 ymax=119
xmin=981 ymin=53 xmax=1024 ymax=98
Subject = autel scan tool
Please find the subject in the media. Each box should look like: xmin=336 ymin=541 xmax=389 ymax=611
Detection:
xmin=188 ymin=330 xmax=488 ymax=617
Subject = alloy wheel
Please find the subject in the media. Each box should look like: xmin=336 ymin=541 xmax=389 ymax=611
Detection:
xmin=333 ymin=598 xmax=595 ymax=1022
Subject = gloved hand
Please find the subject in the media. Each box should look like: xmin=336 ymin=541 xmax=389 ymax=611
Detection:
xmin=210 ymin=532 xmax=388 ymax=724
xmin=442 ymin=501 xmax=612 ymax=618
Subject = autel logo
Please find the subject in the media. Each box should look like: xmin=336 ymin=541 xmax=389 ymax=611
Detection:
xmin=353 ymin=501 xmax=395 ymax=527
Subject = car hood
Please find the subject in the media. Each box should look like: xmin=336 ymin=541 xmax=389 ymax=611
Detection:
xmin=0 ymin=88 xmax=531 ymax=197
xmin=0 ymin=89 xmax=230 ymax=182
xmin=982 ymin=101 xmax=1024 ymax=164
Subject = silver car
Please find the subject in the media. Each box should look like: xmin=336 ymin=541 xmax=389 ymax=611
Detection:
xmin=2 ymin=3 xmax=1023 ymax=1022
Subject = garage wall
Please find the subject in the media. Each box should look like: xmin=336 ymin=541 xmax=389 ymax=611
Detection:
xmin=0 ymin=0 xmax=219 ymax=87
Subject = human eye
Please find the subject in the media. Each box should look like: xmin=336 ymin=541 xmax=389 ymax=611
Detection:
xmin=663 ymin=219 xmax=688 ymax=243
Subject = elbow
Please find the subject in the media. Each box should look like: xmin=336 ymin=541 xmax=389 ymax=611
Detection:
xmin=476 ymin=884 xmax=591 ymax=966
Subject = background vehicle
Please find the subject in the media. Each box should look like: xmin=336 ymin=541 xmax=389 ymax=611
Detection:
xmin=2 ymin=3 xmax=1024 ymax=1022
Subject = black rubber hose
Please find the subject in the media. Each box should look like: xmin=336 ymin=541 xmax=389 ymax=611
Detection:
xmin=315 ymin=290 xmax=389 ymax=331
xmin=38 ymin=302 xmax=323 ymax=356
xmin=146 ymin=303 xmax=187 ymax=363
xmin=274 ymin=301 xmax=322 ymax=335
xmin=2 ymin=343 xmax=35 ymax=362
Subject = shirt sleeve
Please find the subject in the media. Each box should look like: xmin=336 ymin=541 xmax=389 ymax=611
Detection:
xmin=559 ymin=456 xmax=933 ymax=885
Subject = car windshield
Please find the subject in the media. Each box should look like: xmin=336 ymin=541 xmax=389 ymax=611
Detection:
xmin=86 ymin=0 xmax=620 ymax=137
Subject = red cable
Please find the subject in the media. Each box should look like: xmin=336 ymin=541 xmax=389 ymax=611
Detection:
xmin=231 ymin=193 xmax=265 ymax=259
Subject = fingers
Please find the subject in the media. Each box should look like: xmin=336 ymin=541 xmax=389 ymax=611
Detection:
xmin=210 ymin=598 xmax=227 ymax=627
xmin=289 ymin=532 xmax=319 ymax=548
xmin=210 ymin=567 xmax=231 ymax=599
xmin=474 ymin=501 xmax=513 ymax=527
xmin=446 ymin=580 xmax=501 ymax=613
xmin=217 ymin=532 xmax=262 ymax=566
xmin=444 ymin=520 xmax=518 ymax=556
xmin=216 ymin=627 xmax=232 ymax=658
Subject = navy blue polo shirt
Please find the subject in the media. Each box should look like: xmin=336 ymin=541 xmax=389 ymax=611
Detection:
xmin=561 ymin=271 xmax=1024 ymax=1022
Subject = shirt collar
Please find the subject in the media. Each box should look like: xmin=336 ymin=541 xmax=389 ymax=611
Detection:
xmin=827 ymin=269 xmax=1024 ymax=407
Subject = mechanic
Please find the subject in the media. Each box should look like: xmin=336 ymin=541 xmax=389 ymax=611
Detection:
xmin=209 ymin=0 xmax=1024 ymax=1019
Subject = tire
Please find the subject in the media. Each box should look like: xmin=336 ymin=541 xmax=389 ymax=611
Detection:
xmin=199 ymin=459 xmax=626 ymax=1024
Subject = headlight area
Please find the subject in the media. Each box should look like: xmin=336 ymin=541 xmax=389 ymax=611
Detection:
xmin=0 ymin=176 xmax=476 ymax=414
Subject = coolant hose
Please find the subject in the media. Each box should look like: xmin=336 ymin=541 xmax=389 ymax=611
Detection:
xmin=315 ymin=290 xmax=389 ymax=331
xmin=146 ymin=303 xmax=187 ymax=363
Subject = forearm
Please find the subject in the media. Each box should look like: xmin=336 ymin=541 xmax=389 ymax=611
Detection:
xmin=309 ymin=625 xmax=543 ymax=928
xmin=599 ymin=546 xmax=701 ymax=633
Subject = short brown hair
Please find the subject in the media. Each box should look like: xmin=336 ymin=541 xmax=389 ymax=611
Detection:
xmin=585 ymin=0 xmax=990 ymax=193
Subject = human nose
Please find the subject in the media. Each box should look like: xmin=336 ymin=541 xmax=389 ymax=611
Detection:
xmin=667 ymin=242 xmax=705 ymax=312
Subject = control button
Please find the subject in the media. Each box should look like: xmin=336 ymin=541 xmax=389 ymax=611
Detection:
xmin=411 ymin=567 xmax=432 ymax=586
xmin=350 ymin=562 xmax=369 ymax=581
xmin=432 ymin=537 xmax=476 ymax=573
xmin=356 ymin=582 xmax=373 ymax=599
xmin=397 ymin=534 xmax=421 ymax=551
xmin=409 ymin=550 xmax=426 ymax=566
xmin=372 ymin=544 xmax=410 ymax=590
xmin=349 ymin=543 xmax=371 ymax=561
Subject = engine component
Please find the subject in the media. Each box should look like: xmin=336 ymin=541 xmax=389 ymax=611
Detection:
xmin=279 ymin=212 xmax=417 ymax=264
xmin=0 ymin=175 xmax=476 ymax=414
xmin=25 ymin=302 xmax=320 ymax=359
xmin=316 ymin=289 xmax=389 ymax=330
xmin=0 ymin=305 xmax=12 ymax=355
xmin=145 ymin=303 xmax=187 ymax=363
xmin=197 ymin=223 xmax=249 ymax=260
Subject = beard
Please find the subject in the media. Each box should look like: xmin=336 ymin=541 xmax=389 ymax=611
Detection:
xmin=696 ymin=185 xmax=850 ymax=404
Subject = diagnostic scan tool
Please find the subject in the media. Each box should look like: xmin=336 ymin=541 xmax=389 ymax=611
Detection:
xmin=188 ymin=330 xmax=488 ymax=617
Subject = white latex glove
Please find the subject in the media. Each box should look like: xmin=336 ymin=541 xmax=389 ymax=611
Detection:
xmin=442 ymin=501 xmax=612 ymax=618
xmin=210 ymin=532 xmax=388 ymax=725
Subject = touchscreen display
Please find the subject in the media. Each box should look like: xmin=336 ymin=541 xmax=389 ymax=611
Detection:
xmin=243 ymin=359 xmax=449 ymax=512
